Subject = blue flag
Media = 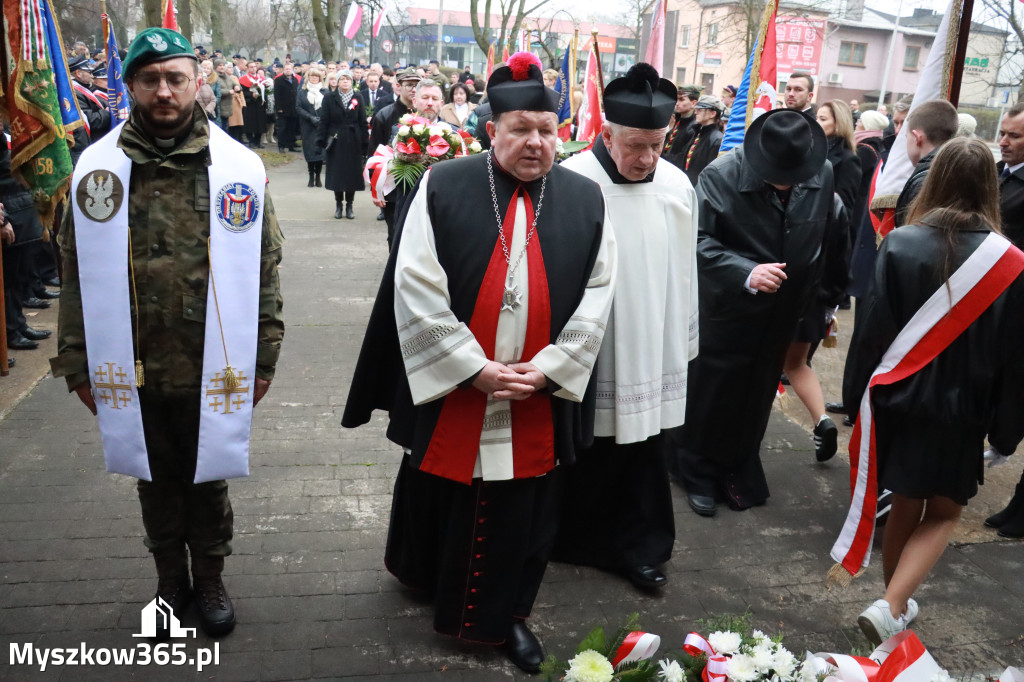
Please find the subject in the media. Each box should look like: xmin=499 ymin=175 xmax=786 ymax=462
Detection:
xmin=720 ymin=38 xmax=756 ymax=154
xmin=38 ymin=0 xmax=85 ymax=132
xmin=105 ymin=22 xmax=130 ymax=120
xmin=554 ymin=47 xmax=573 ymax=133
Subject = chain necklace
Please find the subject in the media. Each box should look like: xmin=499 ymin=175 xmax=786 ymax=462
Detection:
xmin=487 ymin=150 xmax=546 ymax=312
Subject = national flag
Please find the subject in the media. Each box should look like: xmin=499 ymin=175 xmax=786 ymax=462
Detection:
xmin=343 ymin=1 xmax=363 ymax=40
xmin=553 ymin=41 xmax=573 ymax=141
xmin=576 ymin=46 xmax=602 ymax=147
xmin=644 ymin=0 xmax=666 ymax=74
xmin=870 ymin=0 xmax=960 ymax=237
xmin=161 ymin=0 xmax=178 ymax=30
xmin=517 ymin=29 xmax=530 ymax=53
xmin=486 ymin=42 xmax=495 ymax=80
xmin=372 ymin=0 xmax=388 ymax=37
xmin=718 ymin=0 xmax=777 ymax=153
xmin=103 ymin=14 xmax=130 ymax=120
xmin=501 ymin=46 xmax=509 ymax=63
xmin=37 ymin=0 xmax=85 ymax=133
xmin=0 ymin=0 xmax=77 ymax=227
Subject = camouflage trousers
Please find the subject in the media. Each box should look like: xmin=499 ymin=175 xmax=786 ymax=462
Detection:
xmin=137 ymin=393 xmax=233 ymax=564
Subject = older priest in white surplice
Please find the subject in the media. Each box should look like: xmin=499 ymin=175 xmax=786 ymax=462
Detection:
xmin=341 ymin=52 xmax=616 ymax=673
xmin=554 ymin=63 xmax=698 ymax=591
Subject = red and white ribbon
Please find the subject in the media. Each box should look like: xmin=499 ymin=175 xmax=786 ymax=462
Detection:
xmin=609 ymin=631 xmax=660 ymax=668
xmin=807 ymin=631 xmax=943 ymax=682
xmin=363 ymin=144 xmax=395 ymax=201
xmin=682 ymin=633 xmax=729 ymax=682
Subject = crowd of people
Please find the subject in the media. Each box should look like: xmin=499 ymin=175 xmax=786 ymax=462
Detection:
xmin=4 ymin=25 xmax=1024 ymax=677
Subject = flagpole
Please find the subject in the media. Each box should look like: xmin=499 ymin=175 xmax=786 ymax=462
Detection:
xmin=947 ymin=0 xmax=974 ymax=106
xmin=0 ymin=240 xmax=8 ymax=377
xmin=591 ymin=30 xmax=604 ymax=111
xmin=569 ymin=31 xmax=578 ymax=118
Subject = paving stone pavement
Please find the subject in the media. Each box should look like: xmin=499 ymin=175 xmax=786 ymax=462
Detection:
xmin=1 ymin=157 xmax=1022 ymax=681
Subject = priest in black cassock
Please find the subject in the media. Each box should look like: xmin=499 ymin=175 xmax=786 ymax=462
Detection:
xmin=671 ymin=109 xmax=846 ymax=516
xmin=341 ymin=52 xmax=616 ymax=674
xmin=554 ymin=64 xmax=698 ymax=591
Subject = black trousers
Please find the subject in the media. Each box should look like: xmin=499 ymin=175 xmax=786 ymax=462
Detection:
xmin=277 ymin=115 xmax=298 ymax=149
xmin=553 ymin=433 xmax=675 ymax=571
xmin=3 ymin=244 xmax=26 ymax=339
xmin=334 ymin=190 xmax=355 ymax=203
xmin=385 ymin=456 xmax=561 ymax=644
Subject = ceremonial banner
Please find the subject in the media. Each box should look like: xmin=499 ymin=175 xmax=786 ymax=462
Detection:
xmin=643 ymin=0 xmax=666 ymax=75
xmin=1 ymin=0 xmax=77 ymax=227
xmin=718 ymin=0 xmax=776 ymax=154
xmin=103 ymin=14 xmax=130 ymax=120
xmin=720 ymin=41 xmax=755 ymax=153
xmin=554 ymin=41 xmax=574 ymax=141
xmin=161 ymin=0 xmax=178 ymax=30
xmin=576 ymin=46 xmax=602 ymax=146
xmin=38 ymin=0 xmax=85 ymax=132
xmin=486 ymin=41 xmax=495 ymax=80
xmin=870 ymin=0 xmax=962 ymax=224
xmin=501 ymin=45 xmax=509 ymax=64
xmin=343 ymin=1 xmax=362 ymax=39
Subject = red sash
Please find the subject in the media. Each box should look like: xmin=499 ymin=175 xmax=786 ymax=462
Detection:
xmin=418 ymin=188 xmax=555 ymax=485
xmin=832 ymin=233 xmax=1024 ymax=576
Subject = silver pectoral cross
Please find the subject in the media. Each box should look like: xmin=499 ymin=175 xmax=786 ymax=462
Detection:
xmin=501 ymin=284 xmax=522 ymax=312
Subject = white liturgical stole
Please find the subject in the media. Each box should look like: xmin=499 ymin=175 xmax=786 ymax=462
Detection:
xmin=72 ymin=122 xmax=265 ymax=483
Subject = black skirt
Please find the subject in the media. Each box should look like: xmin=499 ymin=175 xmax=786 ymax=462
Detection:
xmin=793 ymin=302 xmax=829 ymax=344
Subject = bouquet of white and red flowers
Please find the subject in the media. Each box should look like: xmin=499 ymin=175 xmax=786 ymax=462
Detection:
xmin=389 ymin=114 xmax=482 ymax=189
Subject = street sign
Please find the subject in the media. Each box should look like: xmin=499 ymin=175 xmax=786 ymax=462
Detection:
xmin=382 ymin=39 xmax=393 ymax=53
xmin=443 ymin=35 xmax=453 ymax=44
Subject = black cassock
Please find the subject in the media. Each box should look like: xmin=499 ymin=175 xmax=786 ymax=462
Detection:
xmin=342 ymin=153 xmax=608 ymax=643
xmin=671 ymin=147 xmax=845 ymax=509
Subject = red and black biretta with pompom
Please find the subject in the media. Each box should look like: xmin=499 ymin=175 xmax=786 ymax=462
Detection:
xmin=603 ymin=63 xmax=677 ymax=130
xmin=485 ymin=52 xmax=560 ymax=115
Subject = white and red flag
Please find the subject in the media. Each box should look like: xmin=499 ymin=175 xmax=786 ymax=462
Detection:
xmin=343 ymin=1 xmax=362 ymax=39
xmin=161 ymin=0 xmax=178 ymax=30
xmin=643 ymin=0 xmax=666 ymax=74
xmin=372 ymin=0 xmax=388 ymax=37
xmin=575 ymin=46 xmax=602 ymax=147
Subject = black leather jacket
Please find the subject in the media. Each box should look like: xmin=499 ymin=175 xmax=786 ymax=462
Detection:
xmin=843 ymin=218 xmax=1024 ymax=453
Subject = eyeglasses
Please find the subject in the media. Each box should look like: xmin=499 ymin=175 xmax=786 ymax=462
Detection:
xmin=133 ymin=73 xmax=193 ymax=93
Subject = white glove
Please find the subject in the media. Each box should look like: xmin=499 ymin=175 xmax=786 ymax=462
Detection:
xmin=985 ymin=447 xmax=1010 ymax=468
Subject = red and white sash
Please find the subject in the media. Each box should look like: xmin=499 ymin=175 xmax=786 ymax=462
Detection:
xmin=831 ymin=232 xmax=1024 ymax=576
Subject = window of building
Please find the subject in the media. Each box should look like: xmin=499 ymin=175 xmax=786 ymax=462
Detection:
xmin=680 ymin=25 xmax=691 ymax=48
xmin=903 ymin=46 xmax=921 ymax=71
xmin=707 ymin=23 xmax=718 ymax=46
xmin=701 ymin=73 xmax=715 ymax=94
xmin=838 ymin=41 xmax=867 ymax=67
xmin=676 ymin=67 xmax=687 ymax=83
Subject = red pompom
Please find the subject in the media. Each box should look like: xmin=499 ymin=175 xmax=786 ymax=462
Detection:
xmin=507 ymin=52 xmax=542 ymax=81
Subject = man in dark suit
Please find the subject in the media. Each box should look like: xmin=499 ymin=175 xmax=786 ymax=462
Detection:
xmin=998 ymin=102 xmax=1024 ymax=248
xmin=360 ymin=72 xmax=394 ymax=112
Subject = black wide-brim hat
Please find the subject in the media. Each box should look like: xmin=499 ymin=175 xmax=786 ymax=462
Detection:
xmin=743 ymin=108 xmax=827 ymax=186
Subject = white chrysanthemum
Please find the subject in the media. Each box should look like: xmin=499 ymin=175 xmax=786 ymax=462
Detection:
xmin=727 ymin=653 xmax=760 ymax=682
xmin=770 ymin=646 xmax=797 ymax=677
xmin=565 ymin=650 xmax=615 ymax=682
xmin=469 ymin=141 xmax=482 ymax=153
xmin=795 ymin=660 xmax=820 ymax=682
xmin=750 ymin=644 xmax=775 ymax=672
xmin=751 ymin=629 xmax=772 ymax=646
xmin=397 ymin=125 xmax=410 ymax=136
xmin=412 ymin=124 xmax=425 ymax=135
xmin=658 ymin=659 xmax=684 ymax=682
xmin=708 ymin=631 xmax=743 ymax=655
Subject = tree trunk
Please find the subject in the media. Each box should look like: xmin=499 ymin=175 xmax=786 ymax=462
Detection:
xmin=143 ymin=0 xmax=162 ymax=28
xmin=312 ymin=0 xmax=336 ymax=61
xmin=180 ymin=0 xmax=193 ymax=42
xmin=210 ymin=0 xmax=224 ymax=51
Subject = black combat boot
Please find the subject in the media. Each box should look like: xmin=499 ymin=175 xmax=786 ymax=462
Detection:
xmin=307 ymin=172 xmax=315 ymax=187
xmin=192 ymin=555 xmax=235 ymax=637
xmin=334 ymin=201 xmax=344 ymax=219
xmin=345 ymin=202 xmax=354 ymax=219
xmin=985 ymin=472 xmax=1024 ymax=532
xmin=152 ymin=548 xmax=192 ymax=642
xmin=314 ymin=163 xmax=323 ymax=187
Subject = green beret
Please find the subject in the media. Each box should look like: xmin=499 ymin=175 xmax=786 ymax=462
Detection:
xmin=123 ymin=27 xmax=197 ymax=78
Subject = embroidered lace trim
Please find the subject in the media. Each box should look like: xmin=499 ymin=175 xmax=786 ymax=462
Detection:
xmin=400 ymin=323 xmax=459 ymax=359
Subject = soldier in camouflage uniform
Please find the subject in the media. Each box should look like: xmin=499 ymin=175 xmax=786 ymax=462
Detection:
xmin=50 ymin=28 xmax=284 ymax=640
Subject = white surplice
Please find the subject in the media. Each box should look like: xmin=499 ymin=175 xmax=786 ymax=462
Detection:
xmin=562 ymin=152 xmax=699 ymax=444
xmin=394 ymin=169 xmax=617 ymax=480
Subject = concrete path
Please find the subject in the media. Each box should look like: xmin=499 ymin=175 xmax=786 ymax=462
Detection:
xmin=0 ymin=157 xmax=1021 ymax=680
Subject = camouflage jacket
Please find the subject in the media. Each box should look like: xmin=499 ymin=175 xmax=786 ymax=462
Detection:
xmin=50 ymin=105 xmax=285 ymax=396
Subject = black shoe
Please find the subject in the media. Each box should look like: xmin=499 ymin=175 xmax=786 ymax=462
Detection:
xmin=38 ymin=289 xmax=61 ymax=299
xmin=998 ymin=517 xmax=1024 ymax=538
xmin=813 ymin=416 xmax=838 ymax=462
xmin=45 ymin=277 xmax=61 ymax=287
xmin=687 ymin=493 xmax=717 ymax=517
xmin=193 ymin=574 xmax=235 ymax=637
xmin=6 ymin=357 xmax=15 ymax=368
xmin=376 ymin=210 xmax=385 ymax=221
xmin=6 ymin=334 xmax=38 ymax=350
xmin=334 ymin=202 xmax=344 ymax=219
xmin=626 ymin=565 xmax=667 ymax=590
xmin=505 ymin=621 xmax=543 ymax=674
xmin=22 ymin=297 xmax=50 ymax=309
xmin=843 ymin=415 xmax=854 ymax=427
xmin=780 ymin=372 xmax=790 ymax=386
xmin=153 ymin=576 xmax=192 ymax=642
xmin=988 ymin=483 xmax=1024 ymax=530
xmin=307 ymin=174 xmax=315 ymax=187
xmin=21 ymin=326 xmax=52 ymax=341
xmin=345 ymin=202 xmax=354 ymax=219
xmin=314 ymin=174 xmax=322 ymax=187
xmin=825 ymin=402 xmax=846 ymax=414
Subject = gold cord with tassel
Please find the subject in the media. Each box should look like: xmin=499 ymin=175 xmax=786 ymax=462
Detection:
xmin=826 ymin=563 xmax=865 ymax=589
xmin=127 ymin=230 xmax=144 ymax=388
xmin=206 ymin=238 xmax=239 ymax=390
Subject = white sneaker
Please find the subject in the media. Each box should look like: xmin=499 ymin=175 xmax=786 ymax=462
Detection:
xmin=858 ymin=599 xmax=908 ymax=646
xmin=904 ymin=597 xmax=919 ymax=625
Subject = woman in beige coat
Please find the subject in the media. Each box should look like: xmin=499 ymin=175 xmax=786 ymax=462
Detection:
xmin=438 ymin=83 xmax=475 ymax=129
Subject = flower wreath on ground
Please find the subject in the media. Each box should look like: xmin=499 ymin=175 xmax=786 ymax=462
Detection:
xmin=363 ymin=114 xmax=483 ymax=199
xmin=541 ymin=613 xmax=1020 ymax=682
